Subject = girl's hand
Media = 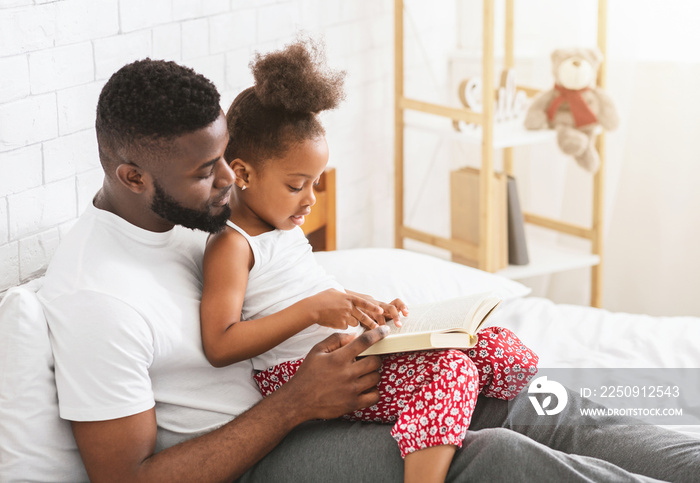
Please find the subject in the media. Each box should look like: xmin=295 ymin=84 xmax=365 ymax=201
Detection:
xmin=385 ymin=298 xmax=408 ymax=328
xmin=308 ymin=289 xmax=384 ymax=330
xmin=347 ymin=291 xmax=408 ymax=328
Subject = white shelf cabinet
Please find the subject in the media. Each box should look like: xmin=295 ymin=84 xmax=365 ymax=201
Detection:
xmin=497 ymin=231 xmax=601 ymax=280
xmin=403 ymin=114 xmax=557 ymax=149
xmin=394 ymin=0 xmax=610 ymax=307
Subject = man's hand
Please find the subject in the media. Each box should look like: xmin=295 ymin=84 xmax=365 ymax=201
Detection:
xmin=307 ymin=289 xmax=384 ymax=330
xmin=278 ymin=326 xmax=389 ymax=421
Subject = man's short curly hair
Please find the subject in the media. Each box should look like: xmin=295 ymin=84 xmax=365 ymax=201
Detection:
xmin=96 ymin=58 xmax=221 ymax=166
xmin=225 ymin=39 xmax=345 ymax=167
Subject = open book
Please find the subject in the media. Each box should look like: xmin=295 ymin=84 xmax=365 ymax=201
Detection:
xmin=359 ymin=292 xmax=502 ymax=356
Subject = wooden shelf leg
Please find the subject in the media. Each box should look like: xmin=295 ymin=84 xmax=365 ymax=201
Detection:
xmin=394 ymin=0 xmax=405 ymax=249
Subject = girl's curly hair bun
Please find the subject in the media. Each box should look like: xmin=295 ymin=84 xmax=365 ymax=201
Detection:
xmin=252 ymin=38 xmax=346 ymax=114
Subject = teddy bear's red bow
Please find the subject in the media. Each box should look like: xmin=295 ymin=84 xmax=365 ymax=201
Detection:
xmin=546 ymin=85 xmax=598 ymax=127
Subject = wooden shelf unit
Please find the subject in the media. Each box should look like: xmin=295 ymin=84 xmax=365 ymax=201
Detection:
xmin=393 ymin=0 xmax=609 ymax=307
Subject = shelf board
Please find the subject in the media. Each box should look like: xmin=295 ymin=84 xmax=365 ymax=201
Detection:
xmin=403 ymin=232 xmax=600 ymax=281
xmin=496 ymin=236 xmax=600 ymax=280
xmin=404 ymin=114 xmax=555 ymax=149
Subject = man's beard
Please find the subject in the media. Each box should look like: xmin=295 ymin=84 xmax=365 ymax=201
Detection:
xmin=151 ymin=181 xmax=230 ymax=234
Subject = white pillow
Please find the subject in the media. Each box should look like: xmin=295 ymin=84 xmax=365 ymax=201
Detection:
xmin=0 ymin=279 xmax=88 ymax=483
xmin=314 ymin=248 xmax=530 ymax=305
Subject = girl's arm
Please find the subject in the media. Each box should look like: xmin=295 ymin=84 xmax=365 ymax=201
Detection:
xmin=200 ymin=230 xmax=315 ymax=367
xmin=200 ymin=230 xmax=383 ymax=368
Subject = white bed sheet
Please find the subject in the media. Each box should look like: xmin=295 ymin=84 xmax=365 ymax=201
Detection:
xmin=314 ymin=248 xmax=700 ymax=438
xmin=491 ymin=297 xmax=700 ymax=369
xmin=490 ymin=296 xmax=700 ymax=437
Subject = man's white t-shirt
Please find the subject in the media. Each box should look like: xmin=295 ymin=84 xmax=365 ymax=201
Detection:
xmin=38 ymin=203 xmax=262 ymax=448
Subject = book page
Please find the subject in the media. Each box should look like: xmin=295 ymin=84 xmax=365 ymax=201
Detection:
xmin=388 ymin=292 xmax=499 ymax=335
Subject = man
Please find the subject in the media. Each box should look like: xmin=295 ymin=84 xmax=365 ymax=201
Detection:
xmin=39 ymin=59 xmax=699 ymax=482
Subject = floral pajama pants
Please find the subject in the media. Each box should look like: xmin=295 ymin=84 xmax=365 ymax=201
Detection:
xmin=253 ymin=326 xmax=538 ymax=458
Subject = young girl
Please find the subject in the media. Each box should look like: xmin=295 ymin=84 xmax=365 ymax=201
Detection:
xmin=200 ymin=40 xmax=538 ymax=483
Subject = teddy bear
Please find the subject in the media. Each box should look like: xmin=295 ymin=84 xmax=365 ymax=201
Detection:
xmin=523 ymin=47 xmax=619 ymax=173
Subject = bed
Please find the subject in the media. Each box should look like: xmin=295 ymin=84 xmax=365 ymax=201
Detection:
xmin=305 ymin=168 xmax=700 ymax=439
xmin=1 ymin=168 xmax=698 ymax=482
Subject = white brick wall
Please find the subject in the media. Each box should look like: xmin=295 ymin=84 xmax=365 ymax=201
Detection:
xmin=0 ymin=93 xmax=58 ymax=150
xmin=8 ymin=178 xmax=77 ymax=240
xmin=0 ymin=4 xmax=56 ymax=56
xmin=57 ymin=81 xmax=104 ymax=135
xmin=0 ymin=197 xmax=8 ymax=244
xmin=19 ymin=228 xmax=60 ymax=280
xmin=119 ymin=0 xmax=173 ymax=33
xmin=0 ymin=242 xmax=19 ymax=288
xmin=29 ymin=42 xmax=94 ymax=94
xmin=54 ymin=0 xmax=120 ymax=46
xmin=0 ymin=55 xmax=30 ymax=102
xmin=94 ymin=31 xmax=153 ymax=79
xmin=0 ymin=144 xmax=43 ymax=196
xmin=0 ymin=0 xmax=456 ymax=292
xmin=210 ymin=10 xmax=256 ymax=56
xmin=182 ymin=18 xmax=210 ymax=59
xmin=43 ymin=130 xmax=100 ymax=182
xmin=152 ymin=23 xmax=182 ymax=60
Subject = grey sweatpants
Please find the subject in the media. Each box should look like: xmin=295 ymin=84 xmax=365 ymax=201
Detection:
xmin=238 ymin=391 xmax=700 ymax=482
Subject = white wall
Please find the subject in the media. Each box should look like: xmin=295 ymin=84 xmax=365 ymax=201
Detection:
xmin=518 ymin=1 xmax=700 ymax=317
xmin=1 ymin=0 xmax=458 ymax=292
xmin=5 ymin=1 xmax=697 ymax=317
xmin=448 ymin=0 xmax=700 ymax=316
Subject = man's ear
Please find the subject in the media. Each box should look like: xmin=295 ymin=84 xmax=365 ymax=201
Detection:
xmin=115 ymin=163 xmax=150 ymax=194
xmin=230 ymin=158 xmax=251 ymax=189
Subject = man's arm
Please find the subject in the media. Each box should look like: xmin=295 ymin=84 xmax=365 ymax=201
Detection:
xmin=71 ymin=327 xmax=388 ymax=483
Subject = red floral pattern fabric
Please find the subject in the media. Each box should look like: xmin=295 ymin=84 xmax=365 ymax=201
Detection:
xmin=254 ymin=327 xmax=538 ymax=457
